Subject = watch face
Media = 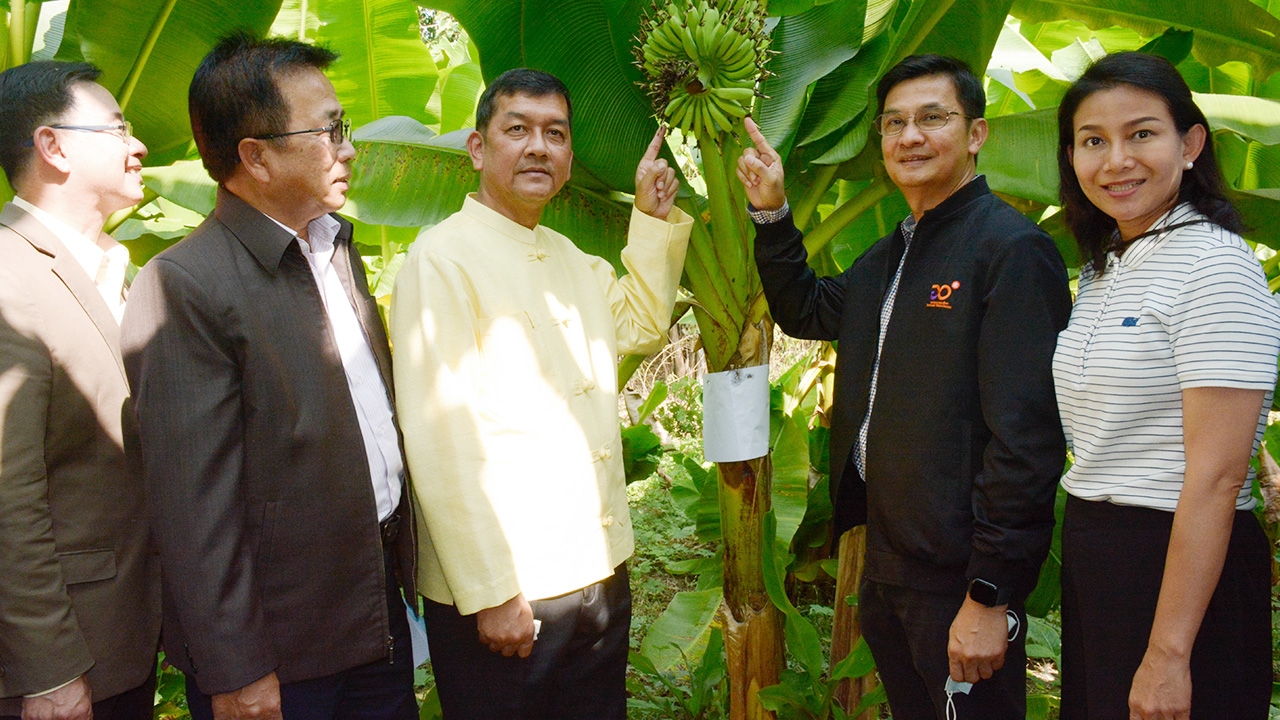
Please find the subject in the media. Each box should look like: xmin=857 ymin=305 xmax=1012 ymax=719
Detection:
xmin=969 ymin=578 xmax=1000 ymax=607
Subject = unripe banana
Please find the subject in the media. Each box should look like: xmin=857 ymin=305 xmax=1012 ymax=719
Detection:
xmin=636 ymin=0 xmax=770 ymax=140
xmin=710 ymin=86 xmax=755 ymax=103
xmin=704 ymin=96 xmax=734 ymax=133
xmin=710 ymin=92 xmax=748 ymax=121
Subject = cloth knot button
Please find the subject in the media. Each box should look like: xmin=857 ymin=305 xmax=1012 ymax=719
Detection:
xmin=601 ymin=515 xmax=615 ymax=527
xmin=593 ymin=446 xmax=613 ymax=461
xmin=577 ymin=379 xmax=596 ymax=394
xmin=529 ymin=249 xmax=550 ymax=262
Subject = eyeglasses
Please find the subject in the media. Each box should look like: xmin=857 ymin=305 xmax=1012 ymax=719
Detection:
xmin=253 ymin=117 xmax=352 ymax=145
xmin=22 ymin=121 xmax=133 ymax=147
xmin=873 ymin=109 xmax=968 ymax=136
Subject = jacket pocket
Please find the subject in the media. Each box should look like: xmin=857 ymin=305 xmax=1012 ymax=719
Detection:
xmin=58 ymin=548 xmax=117 ymax=585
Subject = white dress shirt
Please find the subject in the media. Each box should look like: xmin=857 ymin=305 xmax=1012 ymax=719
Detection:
xmin=13 ymin=196 xmax=130 ymax=323
xmin=270 ymin=212 xmax=404 ymax=522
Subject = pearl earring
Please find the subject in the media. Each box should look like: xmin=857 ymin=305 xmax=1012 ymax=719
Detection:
xmin=1185 ymin=161 xmax=1194 ymax=170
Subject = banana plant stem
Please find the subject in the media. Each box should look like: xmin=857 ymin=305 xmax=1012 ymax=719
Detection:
xmin=22 ymin=2 xmax=38 ymax=62
xmin=118 ymin=0 xmax=179 ymax=111
xmin=9 ymin=1 xmax=26 ymax=68
xmin=802 ymin=176 xmax=891 ymax=257
xmin=104 ymin=187 xmax=159 ymax=235
xmin=792 ymin=163 xmax=839 ymax=232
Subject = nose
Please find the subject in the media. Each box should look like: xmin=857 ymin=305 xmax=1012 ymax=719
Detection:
xmin=1103 ymin=141 xmax=1132 ymax=172
xmin=130 ymin=134 xmax=148 ymax=159
xmin=337 ymin=135 xmax=356 ymax=163
xmin=898 ymin=117 xmax=926 ymax=145
xmin=526 ymin=128 xmax=550 ymax=156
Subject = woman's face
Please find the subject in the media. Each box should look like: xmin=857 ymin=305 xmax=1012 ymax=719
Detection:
xmin=1069 ymin=84 xmax=1206 ymax=241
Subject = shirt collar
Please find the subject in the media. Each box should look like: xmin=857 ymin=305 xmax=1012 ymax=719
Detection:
xmin=1111 ymin=202 xmax=1205 ymax=270
xmin=214 ymin=187 xmax=348 ymax=272
xmin=900 ymin=214 xmax=918 ymax=244
xmin=11 ymin=195 xmax=119 ymax=281
xmin=461 ymin=194 xmax=540 ymax=246
xmin=263 ymin=210 xmax=342 ymax=256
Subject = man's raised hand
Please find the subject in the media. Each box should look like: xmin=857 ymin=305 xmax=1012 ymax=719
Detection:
xmin=736 ymin=117 xmax=786 ymax=212
xmin=634 ymin=127 xmax=678 ymax=221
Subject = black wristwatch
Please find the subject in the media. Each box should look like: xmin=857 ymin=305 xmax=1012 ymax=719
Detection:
xmin=967 ymin=578 xmax=1010 ymax=608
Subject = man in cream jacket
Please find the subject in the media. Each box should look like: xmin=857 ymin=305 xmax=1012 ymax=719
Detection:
xmin=391 ymin=68 xmax=690 ymax=718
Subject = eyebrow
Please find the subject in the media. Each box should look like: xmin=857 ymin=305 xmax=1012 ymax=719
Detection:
xmin=882 ymin=103 xmax=950 ymax=114
xmin=1075 ymin=116 xmax=1163 ymax=134
xmin=502 ymin=111 xmax=569 ymax=126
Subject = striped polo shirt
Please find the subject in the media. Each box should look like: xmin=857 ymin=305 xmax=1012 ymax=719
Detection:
xmin=1053 ymin=203 xmax=1280 ymax=512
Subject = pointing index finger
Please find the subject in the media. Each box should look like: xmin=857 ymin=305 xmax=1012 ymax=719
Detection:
xmin=743 ymin=116 xmax=775 ymax=159
xmin=643 ymin=126 xmax=667 ymax=163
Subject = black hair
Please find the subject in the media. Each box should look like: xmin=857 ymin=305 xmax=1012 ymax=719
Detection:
xmin=189 ymin=31 xmax=338 ymax=183
xmin=474 ymin=68 xmax=572 ymax=136
xmin=876 ymin=54 xmax=985 ymax=120
xmin=0 ymin=61 xmax=103 ymax=186
xmin=1057 ymin=51 xmax=1242 ymax=275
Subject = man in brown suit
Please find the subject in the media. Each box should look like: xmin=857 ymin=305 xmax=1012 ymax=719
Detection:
xmin=120 ymin=33 xmax=417 ymax=720
xmin=0 ymin=62 xmax=160 ymax=720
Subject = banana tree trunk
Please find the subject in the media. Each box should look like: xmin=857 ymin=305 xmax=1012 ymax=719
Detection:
xmin=716 ymin=314 xmax=782 ymax=720
xmin=831 ymin=527 xmax=879 ymax=718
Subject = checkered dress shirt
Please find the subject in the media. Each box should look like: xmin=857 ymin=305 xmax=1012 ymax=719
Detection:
xmin=854 ymin=214 xmax=916 ymax=480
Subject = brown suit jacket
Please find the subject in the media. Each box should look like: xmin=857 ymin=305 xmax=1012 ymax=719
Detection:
xmin=120 ymin=188 xmax=417 ymax=695
xmin=0 ymin=203 xmax=161 ymax=712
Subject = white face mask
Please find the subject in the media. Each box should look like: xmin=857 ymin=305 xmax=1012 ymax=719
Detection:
xmin=943 ymin=610 xmax=1021 ymax=720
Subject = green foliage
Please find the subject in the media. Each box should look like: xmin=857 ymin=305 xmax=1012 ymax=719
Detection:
xmin=757 ymin=508 xmax=879 ymax=720
xmin=629 ymin=627 xmax=729 ymax=719
xmin=57 ymin=0 xmax=283 ymax=165
xmin=153 ymin=657 xmax=190 ymax=720
xmin=638 ymin=587 xmax=725 ymax=672
xmin=623 ymin=383 xmax=671 ymax=485
xmin=670 ymin=452 xmax=724 ymax=545
xmin=315 ymin=0 xmax=440 ymax=128
xmin=654 ymin=376 xmax=706 ymax=441
xmin=1024 ymin=615 xmax=1064 ymax=719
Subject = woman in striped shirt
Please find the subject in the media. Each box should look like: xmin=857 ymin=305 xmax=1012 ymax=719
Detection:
xmin=1053 ymin=52 xmax=1280 ymax=720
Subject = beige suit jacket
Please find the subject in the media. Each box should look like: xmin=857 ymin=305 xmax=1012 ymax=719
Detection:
xmin=0 ymin=203 xmax=160 ymax=712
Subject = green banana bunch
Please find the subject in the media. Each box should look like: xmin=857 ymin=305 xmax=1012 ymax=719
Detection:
xmin=635 ymin=0 xmax=769 ymax=139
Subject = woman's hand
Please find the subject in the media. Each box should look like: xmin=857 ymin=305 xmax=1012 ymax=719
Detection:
xmin=1128 ymin=645 xmax=1191 ymax=719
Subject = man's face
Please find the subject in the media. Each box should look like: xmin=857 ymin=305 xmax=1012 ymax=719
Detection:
xmin=880 ymin=74 xmax=984 ymax=202
xmin=59 ymin=82 xmax=147 ymax=216
xmin=261 ymin=67 xmax=354 ymax=223
xmin=468 ymin=92 xmax=572 ymax=225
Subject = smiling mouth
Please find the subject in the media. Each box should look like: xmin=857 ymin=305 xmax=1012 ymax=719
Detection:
xmin=1103 ymin=179 xmax=1144 ymax=192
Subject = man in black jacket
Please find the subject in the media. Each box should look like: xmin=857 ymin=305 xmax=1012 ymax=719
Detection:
xmin=737 ymin=55 xmax=1070 ymax=719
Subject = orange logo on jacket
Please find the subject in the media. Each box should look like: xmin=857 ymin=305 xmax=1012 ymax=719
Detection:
xmin=927 ymin=281 xmax=960 ymax=309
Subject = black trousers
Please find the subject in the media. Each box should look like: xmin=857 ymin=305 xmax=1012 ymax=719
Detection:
xmin=1060 ymin=495 xmax=1271 ymax=720
xmin=186 ymin=548 xmax=417 ymax=720
xmin=0 ymin=664 xmax=157 ymax=720
xmin=421 ymin=564 xmax=631 ymax=720
xmin=858 ymin=577 xmax=1027 ymax=720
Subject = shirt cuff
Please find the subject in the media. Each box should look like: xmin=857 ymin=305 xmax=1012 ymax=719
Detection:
xmin=25 ymin=677 xmax=79 ymax=698
xmin=747 ymin=201 xmax=790 ymax=225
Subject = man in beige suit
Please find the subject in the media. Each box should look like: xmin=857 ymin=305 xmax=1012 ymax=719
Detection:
xmin=0 ymin=61 xmax=160 ymax=720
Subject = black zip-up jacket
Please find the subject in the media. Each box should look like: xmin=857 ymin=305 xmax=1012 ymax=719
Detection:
xmin=755 ymin=177 xmax=1070 ymax=596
